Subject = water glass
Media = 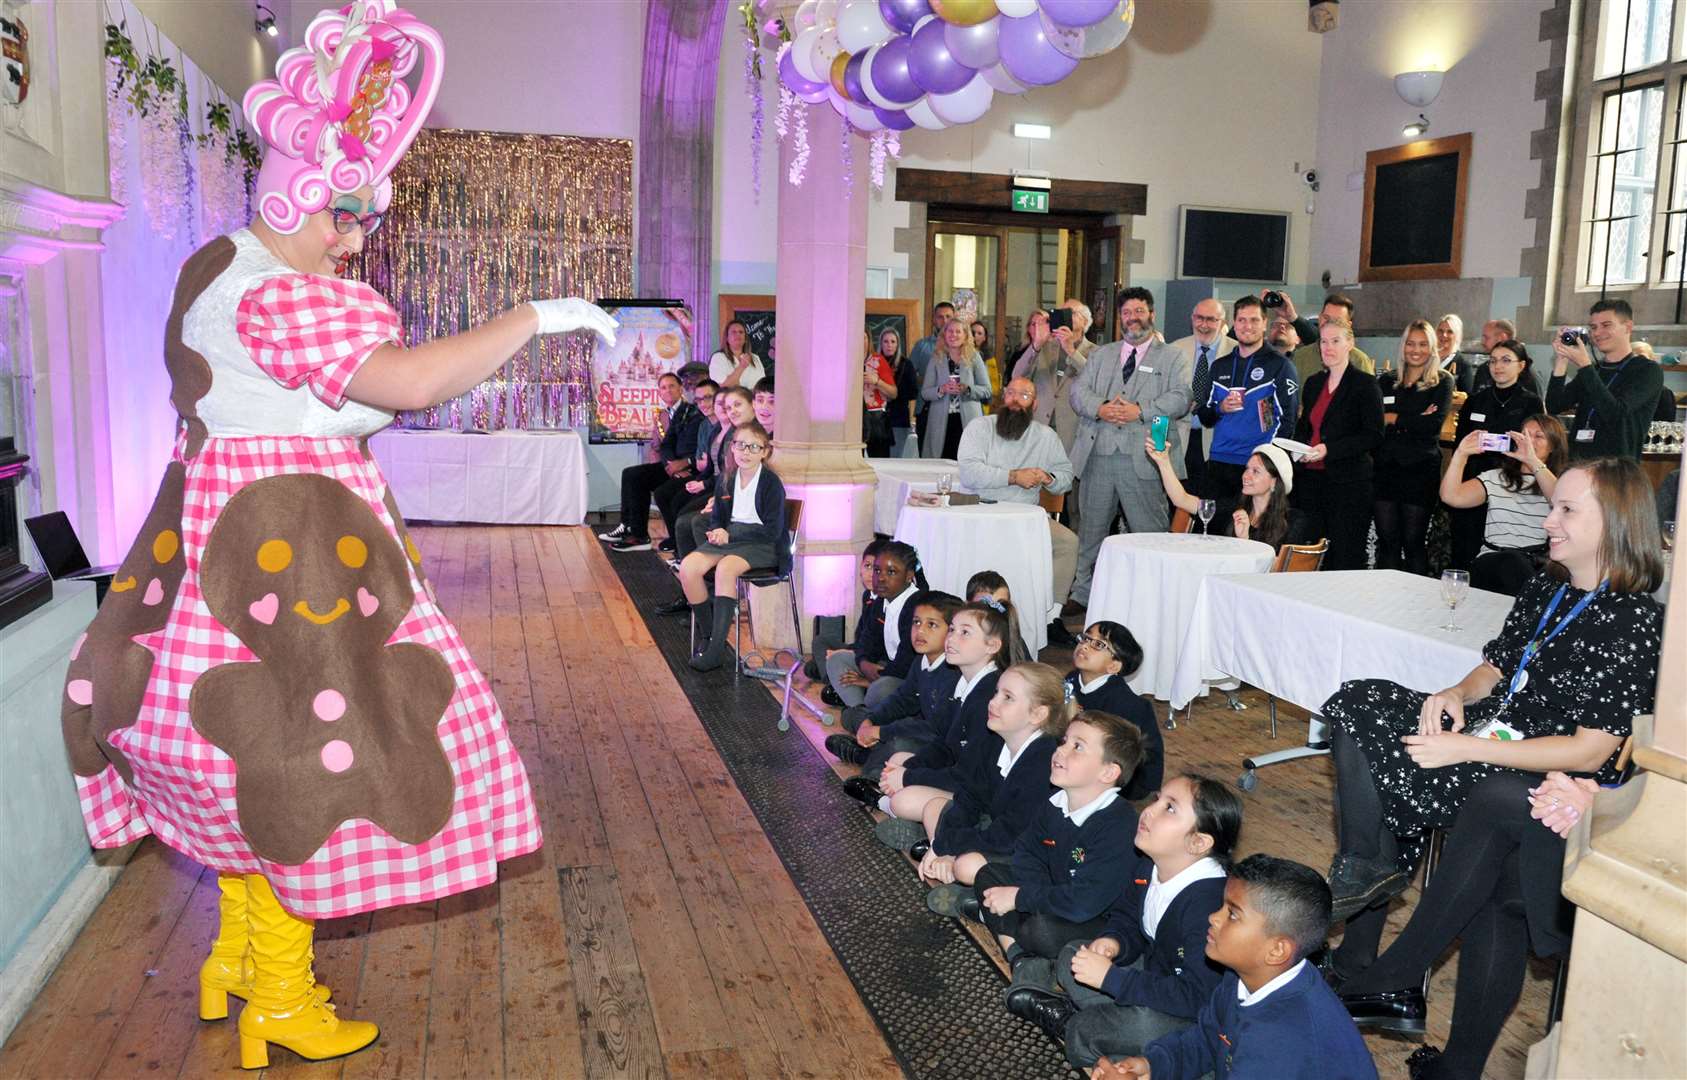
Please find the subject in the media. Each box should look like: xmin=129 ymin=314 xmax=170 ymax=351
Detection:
xmin=1439 ymin=569 xmax=1470 ymax=631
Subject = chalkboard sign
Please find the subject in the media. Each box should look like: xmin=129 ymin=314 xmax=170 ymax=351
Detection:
xmin=1360 ymin=132 xmax=1471 ymax=282
xmin=716 ymin=294 xmax=922 ymax=373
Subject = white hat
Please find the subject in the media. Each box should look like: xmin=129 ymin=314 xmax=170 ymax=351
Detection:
xmin=1253 ymin=442 xmax=1295 ymax=494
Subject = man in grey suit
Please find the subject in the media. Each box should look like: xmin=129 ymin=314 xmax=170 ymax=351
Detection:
xmin=1067 ymin=287 xmax=1194 ymax=605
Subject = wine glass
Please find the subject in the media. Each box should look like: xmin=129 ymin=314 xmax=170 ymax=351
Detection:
xmin=937 ymin=472 xmax=953 ymax=502
xmin=1197 ymin=499 xmax=1217 ymax=538
xmin=1439 ymin=569 xmax=1470 ymax=632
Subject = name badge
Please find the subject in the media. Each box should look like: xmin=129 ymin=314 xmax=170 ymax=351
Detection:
xmin=1469 ymin=413 xmax=1486 ymax=422
xmin=1139 ymin=366 xmax=1155 ymax=373
xmin=1576 ymin=428 xmax=1596 ymax=442
xmin=1382 ymin=396 xmax=1396 ymax=404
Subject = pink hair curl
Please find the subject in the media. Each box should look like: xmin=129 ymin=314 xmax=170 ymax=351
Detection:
xmin=242 ymin=0 xmax=444 ymax=234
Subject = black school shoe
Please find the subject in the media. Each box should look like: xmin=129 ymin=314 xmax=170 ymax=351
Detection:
xmin=820 ymin=684 xmax=846 ymax=708
xmin=908 ymin=838 xmax=931 ymax=861
xmin=1340 ymin=986 xmax=1427 ymax=1036
xmin=1327 ymin=854 xmax=1409 ymax=923
xmin=841 ymin=775 xmax=884 ymax=806
xmin=1405 ymin=1045 xmax=1444 ymax=1079
xmin=1005 ymin=986 xmax=1075 ymax=1043
xmin=825 ymin=734 xmax=870 ymax=765
xmin=655 ymin=596 xmax=689 ymax=616
xmin=1046 ymin=619 xmax=1078 ymax=647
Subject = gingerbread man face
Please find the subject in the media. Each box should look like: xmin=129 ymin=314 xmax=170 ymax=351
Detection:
xmin=62 ymin=463 xmax=189 ymax=779
xmin=199 ymin=473 xmax=414 ymax=662
xmin=192 ymin=472 xmax=454 ymax=864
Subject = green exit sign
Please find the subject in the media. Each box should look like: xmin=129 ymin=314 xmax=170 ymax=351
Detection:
xmin=1011 ymin=188 xmax=1049 ymax=214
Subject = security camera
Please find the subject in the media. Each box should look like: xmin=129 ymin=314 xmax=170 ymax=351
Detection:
xmin=1302 ymin=169 xmax=1320 ymax=192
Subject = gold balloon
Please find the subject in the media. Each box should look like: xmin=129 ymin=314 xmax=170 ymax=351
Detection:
xmin=830 ymin=49 xmax=852 ymax=100
xmin=931 ymin=0 xmax=997 ymax=26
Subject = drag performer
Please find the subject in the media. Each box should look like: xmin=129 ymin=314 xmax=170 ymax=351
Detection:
xmin=58 ymin=1 xmax=615 ymax=1067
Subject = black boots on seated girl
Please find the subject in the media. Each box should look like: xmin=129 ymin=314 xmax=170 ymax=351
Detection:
xmin=688 ymin=597 xmax=738 ymax=672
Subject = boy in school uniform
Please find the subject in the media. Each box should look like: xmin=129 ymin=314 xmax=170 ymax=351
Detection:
xmin=827 ymin=592 xmax=962 ymax=780
xmin=955 ymin=711 xmax=1145 ymax=969
xmin=1096 ymin=855 xmax=1377 ymax=1080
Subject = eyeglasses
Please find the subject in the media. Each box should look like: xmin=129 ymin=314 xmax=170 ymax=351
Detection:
xmin=1077 ymin=634 xmax=1118 ymax=656
xmin=331 ymin=208 xmax=384 ymax=236
xmin=732 ymin=440 xmax=767 ymax=453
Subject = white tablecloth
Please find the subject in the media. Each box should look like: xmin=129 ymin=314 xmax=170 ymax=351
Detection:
xmin=868 ymin=458 xmax=971 ymax=535
xmin=1085 ymin=533 xmax=1277 ymax=701
xmin=366 ymin=429 xmax=588 ymax=526
xmin=894 ymin=502 xmax=1054 ymax=654
xmin=1168 ymin=570 xmax=1514 ymax=711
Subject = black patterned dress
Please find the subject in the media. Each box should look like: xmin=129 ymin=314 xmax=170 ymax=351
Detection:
xmin=1322 ymin=573 xmax=1662 ymax=840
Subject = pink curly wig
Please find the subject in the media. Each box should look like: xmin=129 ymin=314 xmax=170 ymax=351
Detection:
xmin=242 ymin=0 xmax=444 ymax=234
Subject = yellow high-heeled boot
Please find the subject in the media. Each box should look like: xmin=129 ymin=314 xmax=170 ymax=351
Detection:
xmin=198 ymin=873 xmax=331 ymax=1021
xmin=237 ymin=874 xmax=377 ymax=1069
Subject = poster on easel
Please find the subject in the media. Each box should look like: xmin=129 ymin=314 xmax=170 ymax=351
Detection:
xmin=589 ymin=300 xmax=693 ymax=443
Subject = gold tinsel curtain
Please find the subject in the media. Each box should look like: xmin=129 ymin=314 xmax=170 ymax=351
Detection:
xmin=362 ymin=129 xmax=634 ymax=430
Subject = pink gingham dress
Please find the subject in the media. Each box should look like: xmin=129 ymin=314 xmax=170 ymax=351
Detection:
xmin=72 ymin=230 xmax=541 ymax=918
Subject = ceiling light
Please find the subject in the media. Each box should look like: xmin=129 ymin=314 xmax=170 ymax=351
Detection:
xmin=1394 ymin=70 xmax=1444 ymax=108
xmin=255 ymin=4 xmax=278 ymax=37
xmin=1013 ymin=122 xmax=1052 ymax=140
xmin=1402 ymin=114 xmax=1430 ymax=139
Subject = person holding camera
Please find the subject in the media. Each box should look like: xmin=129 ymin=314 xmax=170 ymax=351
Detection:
xmin=1547 ymin=298 xmax=1664 ymax=460
xmin=1447 ymin=340 xmax=1544 ymax=570
xmin=1266 ymin=292 xmax=1376 ymax=385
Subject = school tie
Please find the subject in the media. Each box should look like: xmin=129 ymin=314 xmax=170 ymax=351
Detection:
xmin=1193 ymin=344 xmax=1213 ymax=406
xmin=1120 ymin=347 xmax=1138 ymax=385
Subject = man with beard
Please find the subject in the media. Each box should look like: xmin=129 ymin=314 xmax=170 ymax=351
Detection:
xmin=1195 ymin=295 xmax=1298 ymax=500
xmin=1067 ymin=288 xmax=1193 ymax=606
xmin=957 ymin=377 xmax=1078 ymax=644
xmin=1168 ymin=297 xmax=1233 ymax=498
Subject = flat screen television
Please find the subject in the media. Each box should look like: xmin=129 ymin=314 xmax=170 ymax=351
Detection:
xmin=1177 ymin=205 xmax=1289 ymax=283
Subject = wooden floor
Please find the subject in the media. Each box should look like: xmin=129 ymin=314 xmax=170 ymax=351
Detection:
xmin=0 ymin=524 xmax=1551 ymax=1079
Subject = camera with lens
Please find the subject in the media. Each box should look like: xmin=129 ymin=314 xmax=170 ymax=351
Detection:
xmin=1263 ymin=291 xmax=1285 ymax=308
xmin=1559 ymin=327 xmax=1590 ymax=347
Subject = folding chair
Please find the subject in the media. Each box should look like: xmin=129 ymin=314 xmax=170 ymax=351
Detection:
xmin=1236 ymin=538 xmax=1330 ymax=791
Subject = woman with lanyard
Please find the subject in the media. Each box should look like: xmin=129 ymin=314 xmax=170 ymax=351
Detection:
xmin=1318 ymin=457 xmax=1664 ymax=988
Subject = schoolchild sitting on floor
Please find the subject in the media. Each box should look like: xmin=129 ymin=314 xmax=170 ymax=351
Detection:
xmin=1066 ymin=621 xmax=1164 ymax=800
xmin=824 ymin=541 xmax=931 ymax=710
xmin=811 ymin=539 xmax=886 ymax=693
xmin=966 ymin=570 xmax=1033 ymax=665
xmin=940 ymin=711 xmax=1145 ymax=972
xmin=1095 ymin=856 xmax=1377 ymax=1080
xmin=828 ymin=592 xmax=963 ymax=781
xmin=1005 ymin=775 xmax=1242 ymax=1070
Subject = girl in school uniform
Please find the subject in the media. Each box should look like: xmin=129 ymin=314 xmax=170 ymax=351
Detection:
xmin=1068 ymin=621 xmax=1164 ymax=801
xmin=967 ymin=570 xmax=1032 ymax=665
xmin=825 ymin=540 xmax=932 ymax=710
xmin=678 ymin=420 xmax=787 ymax=672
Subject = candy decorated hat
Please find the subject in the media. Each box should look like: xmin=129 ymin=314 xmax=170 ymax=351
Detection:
xmin=242 ymin=0 xmax=443 ymax=234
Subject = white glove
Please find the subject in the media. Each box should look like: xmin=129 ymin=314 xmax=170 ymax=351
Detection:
xmin=529 ymin=298 xmax=618 ymax=346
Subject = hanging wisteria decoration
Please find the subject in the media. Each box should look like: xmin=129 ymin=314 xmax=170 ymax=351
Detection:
xmin=104 ymin=57 xmax=129 ymax=204
xmin=745 ymin=34 xmax=765 ymax=200
xmin=786 ymin=88 xmax=811 ymax=186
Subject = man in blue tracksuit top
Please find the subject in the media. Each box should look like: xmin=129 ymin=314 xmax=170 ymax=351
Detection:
xmin=1198 ymin=296 xmax=1297 ymax=501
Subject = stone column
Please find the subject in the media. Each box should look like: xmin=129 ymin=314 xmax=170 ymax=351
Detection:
xmin=754 ymin=103 xmax=878 ymax=650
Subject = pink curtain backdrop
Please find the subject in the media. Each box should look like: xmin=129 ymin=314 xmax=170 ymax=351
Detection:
xmin=638 ymin=0 xmax=729 ymax=369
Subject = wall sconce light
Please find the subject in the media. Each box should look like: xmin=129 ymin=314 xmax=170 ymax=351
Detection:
xmin=1402 ymin=114 xmax=1430 ymax=139
xmin=255 ymin=4 xmax=278 ymax=37
xmin=1394 ymin=70 xmax=1442 ymax=142
xmin=1013 ymin=122 xmax=1052 ymax=140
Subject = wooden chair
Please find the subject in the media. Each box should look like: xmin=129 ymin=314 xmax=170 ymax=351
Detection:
xmin=1270 ymin=537 xmax=1328 ymax=573
xmin=1171 ymin=507 xmax=1194 ymax=534
xmin=1038 ymin=488 xmax=1065 ymax=516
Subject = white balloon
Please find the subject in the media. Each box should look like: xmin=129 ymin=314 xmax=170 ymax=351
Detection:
xmin=980 ymin=61 xmax=1028 ymax=94
xmin=791 ymin=26 xmax=826 ymax=83
xmin=836 ymin=0 xmax=895 ymax=53
xmin=859 ymin=44 xmax=900 ymax=110
xmin=907 ymin=97 xmax=949 ymax=129
xmin=846 ymin=99 xmax=885 ymax=131
xmin=1041 ymin=0 xmax=1134 ymax=60
xmin=995 ymin=0 xmax=1038 ymax=15
xmin=813 ymin=27 xmax=844 ymax=65
xmin=794 ymin=0 xmax=819 ymax=30
xmin=928 ymin=73 xmax=994 ymax=124
xmin=815 ymin=0 xmax=840 ymax=29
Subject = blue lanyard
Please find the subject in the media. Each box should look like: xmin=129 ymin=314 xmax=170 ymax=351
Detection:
xmin=1583 ymin=357 xmax=1632 ymax=429
xmin=1502 ymin=581 xmax=1605 ymax=705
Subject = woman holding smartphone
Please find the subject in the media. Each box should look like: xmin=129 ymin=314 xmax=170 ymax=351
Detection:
xmin=1439 ymin=416 xmax=1569 ymax=596
xmin=1448 ymin=340 xmax=1544 ymax=570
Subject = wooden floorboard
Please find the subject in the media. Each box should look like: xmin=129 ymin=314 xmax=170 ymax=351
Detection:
xmin=0 ymin=523 xmax=1550 ymax=1079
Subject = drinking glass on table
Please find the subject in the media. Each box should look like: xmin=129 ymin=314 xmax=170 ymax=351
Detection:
xmin=937 ymin=472 xmax=953 ymax=502
xmin=1197 ymin=499 xmax=1217 ymax=538
xmin=1439 ymin=569 xmax=1470 ymax=631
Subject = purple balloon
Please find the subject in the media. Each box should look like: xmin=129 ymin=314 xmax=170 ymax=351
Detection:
xmin=867 ymin=34 xmax=922 ymax=104
xmin=843 ymin=51 xmax=868 ymax=104
xmin=998 ymin=13 xmax=1078 ymax=86
xmin=908 ymin=16 xmax=976 ymax=95
xmin=879 ymin=0 xmax=932 ymax=34
xmin=874 ymin=104 xmax=916 ymax=130
xmin=944 ymin=17 xmax=1001 ymax=70
xmin=1041 ymin=0 xmax=1119 ymax=28
xmin=779 ymin=47 xmax=829 ymax=97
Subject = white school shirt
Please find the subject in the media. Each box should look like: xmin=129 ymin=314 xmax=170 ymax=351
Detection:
xmin=881 ymin=584 xmax=917 ymax=660
xmin=1142 ymin=857 xmax=1228 ymax=939
xmin=996 ymin=730 xmax=1044 ymax=778
xmin=730 ymin=466 xmax=764 ymax=525
xmin=919 ymin=654 xmax=946 ymax=674
xmin=1238 ymin=959 xmax=1308 ymax=1006
xmin=952 ymin=662 xmax=997 ymax=706
xmin=1049 ymin=786 xmax=1121 ymax=827
xmin=1079 ymin=672 xmax=1113 ymax=695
